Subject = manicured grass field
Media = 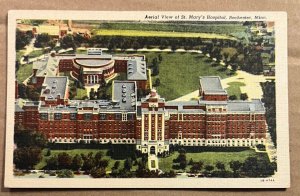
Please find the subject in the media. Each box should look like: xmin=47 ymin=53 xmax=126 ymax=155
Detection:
xmin=28 ymin=50 xmax=45 ymax=58
xmin=144 ymin=52 xmax=232 ymax=100
xmin=67 ymin=78 xmax=88 ymax=100
xmin=104 ymin=72 xmax=127 ymax=97
xmin=16 ymin=63 xmax=32 ymax=83
xmin=76 ymin=49 xmax=88 ymax=54
xmin=93 ymin=29 xmax=236 ymax=40
xmin=16 ymin=50 xmax=25 ymax=62
xmin=35 ymin=149 xmax=138 ymax=172
xmin=159 ymin=149 xmax=269 ymax=172
xmin=96 ymin=22 xmax=246 ymax=35
xmin=74 ymin=88 xmax=87 ymax=99
xmin=225 ymin=81 xmax=245 ymax=99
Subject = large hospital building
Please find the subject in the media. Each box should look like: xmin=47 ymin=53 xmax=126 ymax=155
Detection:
xmin=15 ymin=49 xmax=267 ymax=155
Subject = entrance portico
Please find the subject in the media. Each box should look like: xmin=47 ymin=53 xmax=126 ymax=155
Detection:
xmin=86 ymin=74 xmax=100 ymax=84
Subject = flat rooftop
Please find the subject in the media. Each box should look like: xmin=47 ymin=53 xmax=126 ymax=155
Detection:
xmin=200 ymin=76 xmax=227 ymax=95
xmin=40 ymin=76 xmax=68 ymax=100
xmin=127 ymin=58 xmax=147 ymax=80
xmin=75 ymin=59 xmax=113 ymax=67
xmin=33 ymin=56 xmax=59 ymax=77
xmin=227 ymin=99 xmax=265 ymax=112
xmin=112 ymin=80 xmax=137 ymax=111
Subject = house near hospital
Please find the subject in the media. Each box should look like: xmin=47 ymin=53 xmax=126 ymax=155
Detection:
xmin=15 ymin=49 xmax=267 ymax=155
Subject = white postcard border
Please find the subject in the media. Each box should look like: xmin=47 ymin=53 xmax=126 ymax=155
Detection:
xmin=5 ymin=10 xmax=289 ymax=188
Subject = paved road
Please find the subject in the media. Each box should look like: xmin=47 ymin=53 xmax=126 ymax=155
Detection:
xmin=221 ymin=70 xmax=275 ymax=100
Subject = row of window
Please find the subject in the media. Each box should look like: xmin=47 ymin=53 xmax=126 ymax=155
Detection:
xmin=40 ymin=113 xmax=135 ymax=121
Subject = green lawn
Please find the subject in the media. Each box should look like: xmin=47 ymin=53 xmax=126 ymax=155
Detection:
xmin=76 ymin=49 xmax=88 ymax=54
xmin=97 ymin=22 xmax=246 ymax=35
xmin=16 ymin=63 xmax=32 ymax=83
xmin=36 ymin=148 xmax=139 ymax=172
xmin=104 ymin=72 xmax=127 ymax=97
xmin=28 ymin=50 xmax=45 ymax=58
xmin=62 ymin=51 xmax=234 ymax=101
xmin=16 ymin=50 xmax=25 ymax=62
xmin=159 ymin=149 xmax=269 ymax=172
xmin=147 ymin=52 xmax=232 ymax=100
xmin=225 ymin=81 xmax=245 ymax=99
xmin=112 ymin=51 xmax=232 ymax=101
xmin=74 ymin=88 xmax=87 ymax=99
xmin=93 ymin=29 xmax=236 ymax=40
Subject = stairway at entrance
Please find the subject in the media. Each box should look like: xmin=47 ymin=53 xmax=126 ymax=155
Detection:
xmin=148 ymin=154 xmax=159 ymax=171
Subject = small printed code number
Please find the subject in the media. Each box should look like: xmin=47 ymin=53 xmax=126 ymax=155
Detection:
xmin=261 ymin=178 xmax=275 ymax=182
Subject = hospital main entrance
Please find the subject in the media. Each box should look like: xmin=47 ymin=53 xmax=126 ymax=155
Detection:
xmin=150 ymin=146 xmax=156 ymax=155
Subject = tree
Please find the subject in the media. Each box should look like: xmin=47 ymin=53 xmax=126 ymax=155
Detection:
xmin=113 ymin=161 xmax=120 ymax=170
xmin=14 ymin=129 xmax=47 ymax=148
xmin=57 ymin=152 xmax=72 ymax=169
xmin=74 ymin=34 xmax=89 ymax=47
xmin=188 ymin=158 xmax=194 ymax=165
xmin=151 ymin=58 xmax=158 ymax=68
xmin=154 ymin=78 xmax=160 ymax=87
xmin=229 ymin=95 xmax=237 ymax=100
xmin=132 ymin=41 xmax=140 ymax=51
xmin=46 ymin=155 xmax=58 ymax=170
xmin=179 ymin=159 xmax=187 ymax=170
xmin=25 ymin=84 xmax=42 ymax=101
xmin=45 ymin=148 xmax=51 ymax=156
xmin=124 ymin=158 xmax=133 ymax=171
xmin=190 ymin=161 xmax=204 ymax=173
xmin=16 ymin=29 xmax=33 ymax=50
xmin=57 ymin=169 xmax=74 ymax=178
xmin=17 ymin=83 xmax=27 ymax=99
xmin=71 ymin=154 xmax=83 ymax=171
xmin=136 ymin=160 xmax=149 ymax=177
xmin=204 ymin=165 xmax=214 ymax=174
xmin=60 ymin=34 xmax=76 ymax=50
xmin=223 ymin=52 xmax=229 ymax=63
xmin=241 ymin=157 xmax=259 ymax=177
xmin=82 ymin=157 xmax=95 ymax=173
xmin=97 ymin=160 xmax=109 ymax=169
xmin=94 ymin=151 xmax=103 ymax=161
xmin=48 ymin=40 xmax=56 ymax=49
xmin=89 ymin=88 xmax=96 ymax=100
xmin=240 ymin=93 xmax=248 ymax=100
xmin=158 ymin=54 xmax=163 ymax=62
xmin=14 ymin=147 xmax=42 ymax=170
xmin=152 ymin=66 xmax=159 ymax=76
xmin=34 ymin=33 xmax=51 ymax=48
xmin=241 ymin=157 xmax=275 ymax=177
xmin=216 ymin=161 xmax=225 ymax=171
xmin=231 ymin=63 xmax=238 ymax=72
xmin=229 ymin=160 xmax=242 ymax=177
xmin=171 ymin=44 xmax=177 ymax=52
xmin=90 ymin=167 xmax=106 ymax=178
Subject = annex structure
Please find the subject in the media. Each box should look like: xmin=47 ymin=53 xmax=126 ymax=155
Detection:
xmin=31 ymin=48 xmax=149 ymax=90
xmin=15 ymin=49 xmax=267 ymax=156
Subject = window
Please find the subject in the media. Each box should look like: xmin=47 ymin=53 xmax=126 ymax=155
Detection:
xmin=122 ymin=113 xmax=127 ymax=121
xmin=84 ymin=113 xmax=92 ymax=121
xmin=40 ymin=113 xmax=48 ymax=120
xmin=115 ymin=113 xmax=121 ymax=120
xmin=70 ymin=113 xmax=77 ymax=120
xmin=54 ymin=113 xmax=62 ymax=120
xmin=100 ymin=113 xmax=106 ymax=120
xmin=127 ymin=113 xmax=135 ymax=120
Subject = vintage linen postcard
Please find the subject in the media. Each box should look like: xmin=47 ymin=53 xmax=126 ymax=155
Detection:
xmin=5 ymin=11 xmax=289 ymax=188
